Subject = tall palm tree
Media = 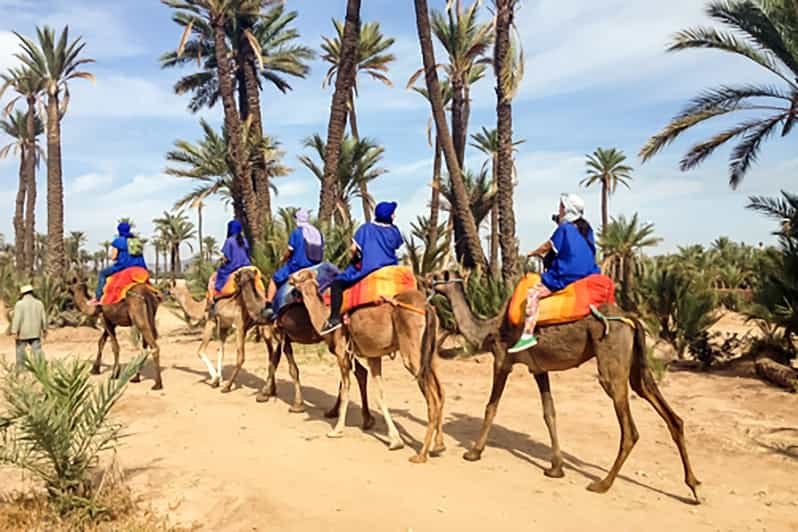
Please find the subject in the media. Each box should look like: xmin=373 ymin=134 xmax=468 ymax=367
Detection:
xmin=0 ymin=110 xmax=43 ymax=274
xmin=493 ymin=0 xmax=524 ymax=284
xmin=65 ymin=230 xmax=87 ymax=268
xmin=581 ymin=147 xmax=633 ymax=230
xmin=191 ymin=198 xmax=205 ymax=264
xmin=299 ymin=134 xmax=386 ymax=225
xmin=1 ymin=66 xmax=44 ymax=275
xmin=153 ymin=210 xmax=196 ymax=280
xmin=13 ymin=26 xmax=95 ymax=276
xmin=318 ymin=0 xmax=361 ymax=225
xmin=412 ymin=0 xmax=487 ymax=270
xmin=202 ymin=235 xmax=219 ymax=262
xmin=470 ymin=126 xmax=523 ymax=277
xmin=640 ymin=0 xmax=798 ymax=188
xmin=440 ymin=167 xmax=496 ymax=230
xmin=162 ymin=1 xmax=313 ymax=226
xmin=162 ymin=0 xmax=262 ymax=240
xmin=598 ymin=213 xmax=662 ymax=309
xmin=100 ymin=240 xmax=112 ymax=269
xmin=322 ymin=19 xmax=395 ymax=222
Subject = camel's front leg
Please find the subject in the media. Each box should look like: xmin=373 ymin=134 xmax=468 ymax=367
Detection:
xmin=107 ymin=326 xmax=123 ymax=381
xmin=283 ymin=341 xmax=305 ymax=413
xmin=328 ymin=351 xmax=352 ymax=438
xmin=367 ymin=357 xmax=404 ymax=451
xmin=464 ymin=362 xmax=511 ymax=461
xmin=221 ymin=326 xmax=245 ymax=393
xmin=197 ymin=319 xmax=219 ymax=385
xmin=256 ymin=337 xmax=282 ymax=402
xmin=534 ymin=372 xmax=564 ymax=478
xmin=92 ymin=328 xmax=109 ymax=375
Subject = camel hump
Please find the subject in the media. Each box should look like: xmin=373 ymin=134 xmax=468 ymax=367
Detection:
xmin=341 ymin=265 xmax=417 ymax=315
xmin=508 ymin=273 xmax=616 ymax=327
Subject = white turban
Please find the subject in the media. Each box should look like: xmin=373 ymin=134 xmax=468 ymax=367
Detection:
xmin=560 ymin=193 xmax=585 ymax=223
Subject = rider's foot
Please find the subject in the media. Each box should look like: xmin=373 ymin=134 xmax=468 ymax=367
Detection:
xmin=87 ymin=298 xmax=100 ymax=306
xmin=320 ymin=317 xmax=342 ymax=335
xmin=508 ymin=333 xmax=538 ymax=353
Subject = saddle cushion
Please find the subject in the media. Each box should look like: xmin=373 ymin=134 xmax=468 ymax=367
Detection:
xmin=210 ymin=266 xmax=266 ymax=300
xmin=508 ymin=273 xmax=616 ymax=327
xmin=272 ymin=263 xmax=340 ymax=316
xmin=101 ymin=266 xmax=152 ymax=306
xmin=321 ymin=265 xmax=416 ymax=315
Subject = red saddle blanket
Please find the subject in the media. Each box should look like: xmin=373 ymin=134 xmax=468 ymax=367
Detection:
xmin=208 ymin=266 xmax=266 ymax=300
xmin=322 ymin=265 xmax=417 ymax=315
xmin=101 ymin=267 xmax=153 ymax=306
xmin=508 ymin=273 xmax=616 ymax=326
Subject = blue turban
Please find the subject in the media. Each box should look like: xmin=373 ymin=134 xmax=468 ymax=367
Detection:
xmin=117 ymin=222 xmax=133 ymax=238
xmin=374 ymin=201 xmax=397 ymax=224
xmin=227 ymin=220 xmax=243 ymax=237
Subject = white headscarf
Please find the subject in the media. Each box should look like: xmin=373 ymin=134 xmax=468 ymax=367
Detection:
xmin=295 ymin=208 xmax=322 ymax=248
xmin=560 ymin=193 xmax=585 ymax=223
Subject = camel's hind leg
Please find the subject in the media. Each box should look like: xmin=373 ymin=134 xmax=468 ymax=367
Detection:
xmin=256 ymin=336 xmax=282 ymax=402
xmin=328 ymin=350 xmax=352 ymax=438
xmin=324 ymin=359 xmax=374 ymax=431
xmin=221 ymin=325 xmax=246 ymax=393
xmin=588 ymin=352 xmax=639 ymax=494
xmin=197 ymin=319 xmax=220 ymax=385
xmin=464 ymin=361 xmax=511 ymax=462
xmin=533 ymin=372 xmax=565 ymax=478
xmin=368 ymin=357 xmax=404 ymax=451
xmin=631 ymin=359 xmax=701 ymax=502
xmin=92 ymin=326 xmax=109 ymax=375
xmin=107 ymin=324 xmax=123 ymax=381
xmin=283 ymin=341 xmax=305 ymax=413
xmin=139 ymin=325 xmax=162 ymax=391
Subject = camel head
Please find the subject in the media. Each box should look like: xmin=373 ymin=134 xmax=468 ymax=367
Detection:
xmin=236 ymin=267 xmax=258 ymax=288
xmin=427 ymin=270 xmax=465 ymax=298
xmin=289 ymin=268 xmax=318 ymax=289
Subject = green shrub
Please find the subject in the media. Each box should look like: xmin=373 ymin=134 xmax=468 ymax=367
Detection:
xmin=0 ymin=353 xmax=143 ymax=516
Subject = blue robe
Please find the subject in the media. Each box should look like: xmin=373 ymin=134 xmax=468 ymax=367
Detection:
xmin=541 ymin=222 xmax=600 ymax=291
xmin=335 ymin=222 xmax=403 ymax=285
xmin=95 ymin=236 xmax=148 ymax=299
xmin=272 ymin=228 xmax=323 ymax=286
xmin=215 ymin=236 xmax=252 ymax=292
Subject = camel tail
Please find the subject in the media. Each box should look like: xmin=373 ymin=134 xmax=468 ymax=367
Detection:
xmin=419 ymin=303 xmax=439 ymax=383
xmin=144 ymin=290 xmax=159 ymax=341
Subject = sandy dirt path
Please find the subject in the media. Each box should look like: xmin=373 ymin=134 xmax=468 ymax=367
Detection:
xmin=1 ymin=308 xmax=796 ymax=531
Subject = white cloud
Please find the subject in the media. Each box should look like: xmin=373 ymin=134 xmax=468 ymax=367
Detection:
xmin=66 ymin=73 xmax=190 ymax=119
xmin=68 ymin=172 xmax=113 ymax=194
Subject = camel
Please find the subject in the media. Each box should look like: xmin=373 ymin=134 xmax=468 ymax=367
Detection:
xmin=291 ymin=269 xmax=444 ymax=463
xmin=168 ymin=280 xmax=206 ymax=326
xmin=430 ymin=271 xmax=701 ymax=502
xmin=69 ymin=274 xmax=164 ymax=390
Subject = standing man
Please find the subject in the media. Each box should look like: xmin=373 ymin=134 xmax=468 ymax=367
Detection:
xmin=11 ymin=284 xmax=47 ymax=369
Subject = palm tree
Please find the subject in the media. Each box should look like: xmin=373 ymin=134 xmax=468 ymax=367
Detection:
xmin=412 ymin=1 xmax=493 ymax=167
xmin=470 ymin=126 xmax=523 ymax=277
xmin=299 ymin=134 xmax=386 ymax=225
xmin=640 ymin=0 xmax=798 ymax=188
xmin=581 ymin=147 xmax=633 ymax=230
xmin=191 ymin=198 xmax=205 ymax=264
xmin=65 ymin=230 xmax=87 ymax=269
xmin=1 ymin=66 xmax=44 ymax=275
xmin=322 ymin=19 xmax=395 ymax=222
xmin=153 ymin=210 xmax=196 ymax=280
xmin=747 ymin=190 xmax=798 ymax=237
xmin=202 ymin=235 xmax=219 ymax=262
xmin=412 ymin=0 xmax=487 ymax=270
xmin=162 ymin=0 xmax=263 ymax=240
xmin=13 ymin=26 xmax=95 ymax=275
xmin=318 ymin=0 xmax=362 ymax=225
xmin=599 ymin=213 xmax=662 ymax=309
xmin=100 ymin=240 xmax=112 ymax=269
xmin=0 ymin=110 xmax=43 ymax=274
xmin=493 ymin=0 xmax=524 ymax=284
xmin=440 ymin=167 xmax=496 ymax=231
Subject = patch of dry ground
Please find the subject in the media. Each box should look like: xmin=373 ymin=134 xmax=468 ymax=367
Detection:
xmin=0 ymin=307 xmax=796 ymax=531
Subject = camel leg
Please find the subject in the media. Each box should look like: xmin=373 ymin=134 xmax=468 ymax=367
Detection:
xmin=588 ymin=372 xmax=639 ymax=494
xmin=197 ymin=319 xmax=219 ymax=384
xmin=283 ymin=341 xmax=305 ymax=413
xmin=410 ymin=373 xmax=440 ymax=463
xmin=631 ymin=366 xmax=702 ymax=502
xmin=139 ymin=328 xmax=162 ymax=391
xmin=534 ymin=372 xmax=565 ymax=478
xmin=368 ymin=357 xmax=404 ymax=451
xmin=432 ymin=370 xmax=446 ymax=455
xmin=107 ymin=325 xmax=123 ymax=381
xmin=216 ymin=341 xmax=224 ymax=388
xmin=256 ymin=337 xmax=282 ymax=403
xmin=463 ymin=363 xmax=511 ymax=462
xmin=328 ymin=352 xmax=352 ymax=438
xmin=325 ymin=359 xmax=374 ymax=431
xmin=92 ymin=328 xmax=108 ymax=375
xmin=221 ymin=327 xmax=245 ymax=393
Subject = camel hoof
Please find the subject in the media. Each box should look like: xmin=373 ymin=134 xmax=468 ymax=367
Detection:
xmin=388 ymin=439 xmax=404 ymax=451
xmin=255 ymin=392 xmax=271 ymax=403
xmin=361 ymin=415 xmax=375 ymax=431
xmin=586 ymin=480 xmax=611 ymax=494
xmin=151 ymin=383 xmax=163 ymax=391
xmin=409 ymin=454 xmax=427 ymax=464
xmin=430 ymin=444 xmax=446 ymax=457
xmin=221 ymin=385 xmax=232 ymax=394
xmin=544 ymin=465 xmax=565 ymax=478
xmin=324 ymin=408 xmax=339 ymax=419
xmin=690 ymin=484 xmax=704 ymax=505
xmin=90 ymin=365 xmax=101 ymax=375
xmin=327 ymin=429 xmax=344 ymax=439
xmin=289 ymin=403 xmax=306 ymax=414
xmin=130 ymin=374 xmax=140 ymax=383
xmin=463 ymin=449 xmax=482 ymax=462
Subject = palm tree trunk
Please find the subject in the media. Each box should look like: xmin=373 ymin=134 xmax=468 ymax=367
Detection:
xmin=211 ymin=14 xmax=260 ymax=241
xmin=240 ymin=32 xmax=272 ymax=230
xmin=413 ymin=0 xmax=486 ymax=270
xmin=155 ymin=247 xmax=160 ymax=282
xmin=23 ymin=98 xmax=36 ymax=276
xmin=13 ymin=155 xmax=27 ymax=274
xmin=170 ymin=245 xmax=177 ymax=282
xmin=45 ymin=92 xmax=65 ymax=276
xmin=348 ymin=91 xmax=372 ymax=223
xmin=601 ymin=178 xmax=609 ymax=231
xmin=428 ymin=137 xmax=442 ymax=245
xmin=489 ymin=156 xmax=499 ymax=276
xmin=451 ymin=77 xmax=466 ymax=168
xmin=318 ymin=0 xmax=361 ymax=225
xmin=197 ymin=204 xmax=204 ymax=264
xmin=494 ymin=0 xmax=520 ymax=284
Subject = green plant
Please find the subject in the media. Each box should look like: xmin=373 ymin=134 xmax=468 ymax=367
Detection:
xmin=403 ymin=215 xmax=449 ymax=276
xmin=0 ymin=352 xmax=144 ymax=515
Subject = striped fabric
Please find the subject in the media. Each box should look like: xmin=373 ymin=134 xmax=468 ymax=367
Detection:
xmin=508 ymin=272 xmax=616 ymax=326
xmin=328 ymin=265 xmax=417 ymax=315
xmin=101 ymin=267 xmax=152 ymax=305
xmin=213 ymin=266 xmax=266 ymax=299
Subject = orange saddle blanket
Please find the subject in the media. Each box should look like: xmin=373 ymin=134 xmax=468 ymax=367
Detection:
xmin=508 ymin=273 xmax=616 ymax=327
xmin=101 ymin=267 xmax=153 ymax=306
xmin=322 ymin=265 xmax=417 ymax=315
xmin=209 ymin=266 xmax=266 ymax=300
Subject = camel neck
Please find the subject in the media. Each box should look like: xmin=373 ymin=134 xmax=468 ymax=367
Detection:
xmin=296 ymin=283 xmax=327 ymax=335
xmin=443 ymin=283 xmax=505 ymax=351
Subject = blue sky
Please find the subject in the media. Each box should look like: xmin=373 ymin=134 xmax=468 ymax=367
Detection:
xmin=0 ymin=0 xmax=793 ymax=261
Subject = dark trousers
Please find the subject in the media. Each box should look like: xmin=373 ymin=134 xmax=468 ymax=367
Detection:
xmin=16 ymin=338 xmax=42 ymax=369
xmin=328 ymin=279 xmax=354 ymax=321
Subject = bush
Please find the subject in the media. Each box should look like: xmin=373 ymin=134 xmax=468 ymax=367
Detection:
xmin=0 ymin=353 xmax=143 ymax=516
